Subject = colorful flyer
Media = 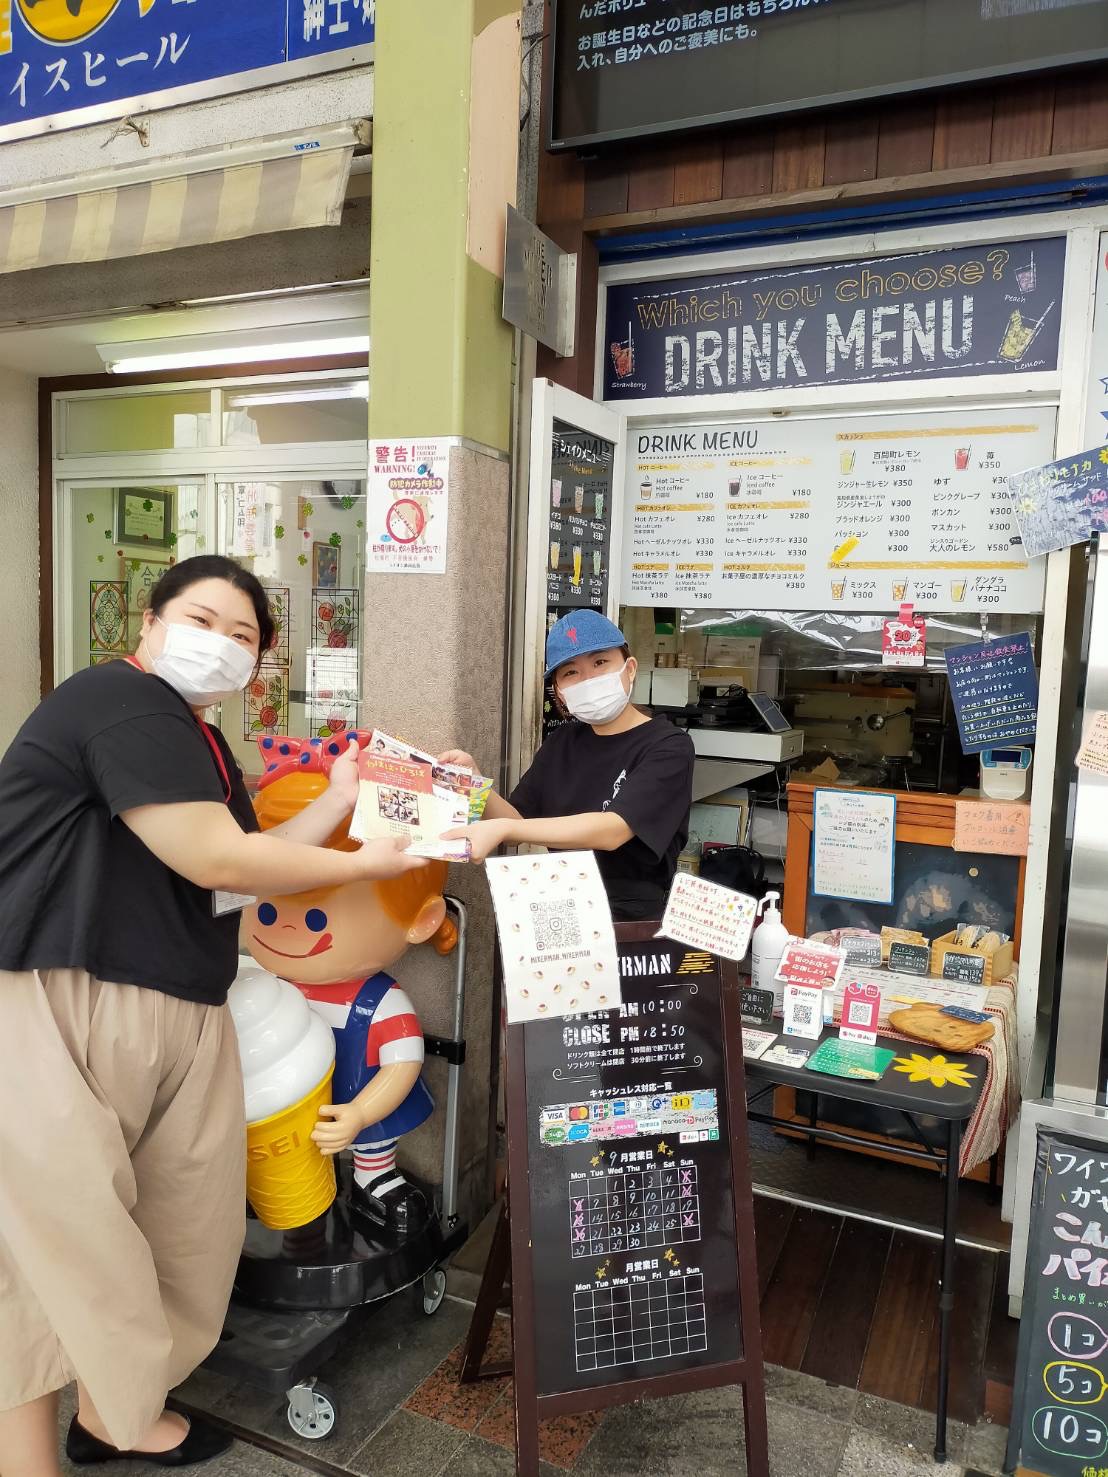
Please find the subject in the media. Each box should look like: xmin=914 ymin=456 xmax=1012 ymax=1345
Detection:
xmin=840 ymin=981 xmax=882 ymax=1046
xmin=882 ymin=607 xmax=926 ymax=669
xmin=350 ymin=752 xmax=469 ymax=861
xmin=783 ymin=984 xmax=824 ymax=1041
xmin=486 ymin=851 xmax=621 ymax=1024
xmin=1006 ymin=444 xmax=1108 ymax=559
xmin=659 ymin=874 xmax=758 ymax=962
xmin=367 ymin=437 xmax=453 ymax=575
xmin=775 ymin=939 xmax=845 ymax=991
xmin=805 ymin=1038 xmax=895 ymax=1083
xmin=812 ymin=788 xmax=896 ymax=905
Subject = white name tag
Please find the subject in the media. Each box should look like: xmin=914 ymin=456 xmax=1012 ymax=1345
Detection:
xmin=213 ymin=891 xmax=257 ymax=917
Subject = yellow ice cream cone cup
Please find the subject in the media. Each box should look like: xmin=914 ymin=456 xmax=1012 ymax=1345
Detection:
xmin=244 ymin=1067 xmax=337 ymax=1230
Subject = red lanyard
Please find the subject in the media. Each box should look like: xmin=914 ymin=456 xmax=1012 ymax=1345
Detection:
xmin=124 ymin=655 xmax=232 ymax=804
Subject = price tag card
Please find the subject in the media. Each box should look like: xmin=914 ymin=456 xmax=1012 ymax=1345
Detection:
xmin=941 ymin=1005 xmax=991 ymax=1024
xmin=840 ymin=981 xmax=882 ymax=1046
xmin=783 ymin=984 xmax=824 ymax=1041
xmin=776 ymin=939 xmax=845 ymax=990
xmin=889 ymin=941 xmax=931 ymax=976
xmin=1077 ymin=710 xmax=1108 ymax=778
xmin=659 ymin=873 xmax=758 ymax=962
xmin=739 ymin=985 xmax=776 ymax=1026
xmin=762 ymin=1042 xmax=812 ymax=1069
xmin=841 ymin=935 xmax=883 ymax=967
xmin=941 ymin=951 xmax=987 ymax=987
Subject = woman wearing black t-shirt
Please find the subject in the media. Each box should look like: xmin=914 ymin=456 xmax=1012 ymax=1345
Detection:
xmin=0 ymin=556 xmax=422 ymax=1477
xmin=441 ymin=611 xmax=694 ymax=921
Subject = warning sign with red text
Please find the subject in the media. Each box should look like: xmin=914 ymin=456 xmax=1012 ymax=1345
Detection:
xmin=368 ymin=437 xmax=453 ymax=574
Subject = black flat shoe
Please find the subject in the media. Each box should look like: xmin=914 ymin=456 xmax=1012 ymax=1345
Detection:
xmin=65 ymin=1413 xmax=232 ymax=1468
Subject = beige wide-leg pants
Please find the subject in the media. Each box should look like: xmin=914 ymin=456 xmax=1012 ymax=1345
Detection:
xmin=0 ymin=969 xmax=246 ymax=1451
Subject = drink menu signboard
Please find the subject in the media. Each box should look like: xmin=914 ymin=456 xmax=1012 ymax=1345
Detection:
xmin=621 ymin=407 xmax=1056 ymax=613
xmin=1007 ymin=1130 xmax=1108 ymax=1477
xmin=548 ymin=419 xmax=615 ymax=614
xmin=501 ymin=926 xmax=768 ymax=1472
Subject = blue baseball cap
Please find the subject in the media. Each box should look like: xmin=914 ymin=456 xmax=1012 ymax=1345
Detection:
xmin=545 ymin=611 xmax=627 ymax=679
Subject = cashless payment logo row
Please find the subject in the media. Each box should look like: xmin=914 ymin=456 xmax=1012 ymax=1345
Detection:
xmin=540 ymin=1091 xmax=719 ymax=1147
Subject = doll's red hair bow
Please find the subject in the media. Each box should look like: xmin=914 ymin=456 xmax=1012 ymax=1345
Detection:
xmin=256 ymin=730 xmax=374 ymax=791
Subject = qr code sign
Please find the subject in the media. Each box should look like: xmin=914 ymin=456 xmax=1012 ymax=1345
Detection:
xmin=530 ymin=899 xmax=582 ymax=953
xmin=848 ymin=1000 xmax=871 ymax=1026
xmin=790 ymin=998 xmax=816 ymax=1028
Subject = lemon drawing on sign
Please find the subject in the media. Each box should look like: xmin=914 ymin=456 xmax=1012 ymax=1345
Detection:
xmin=17 ymin=0 xmax=130 ymax=45
xmin=893 ymin=1053 xmax=977 ymax=1089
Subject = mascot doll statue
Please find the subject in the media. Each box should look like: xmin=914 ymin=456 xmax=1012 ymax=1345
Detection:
xmin=244 ymin=732 xmax=456 ymax=1232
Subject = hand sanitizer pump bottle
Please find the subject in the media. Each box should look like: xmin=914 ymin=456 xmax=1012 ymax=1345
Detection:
xmin=751 ymin=892 xmax=792 ymax=1011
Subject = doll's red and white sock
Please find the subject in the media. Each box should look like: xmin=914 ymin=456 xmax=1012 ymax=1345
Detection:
xmin=353 ymin=1138 xmax=404 ymax=1195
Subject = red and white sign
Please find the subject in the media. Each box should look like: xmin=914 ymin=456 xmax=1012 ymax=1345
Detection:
xmin=368 ymin=437 xmax=453 ymax=574
xmin=840 ymin=980 xmax=882 ymax=1046
xmin=882 ymin=603 xmax=926 ymax=668
xmin=775 ymin=939 xmax=845 ymax=991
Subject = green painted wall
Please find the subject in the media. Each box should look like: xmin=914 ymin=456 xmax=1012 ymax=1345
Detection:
xmin=369 ymin=0 xmax=514 ymax=451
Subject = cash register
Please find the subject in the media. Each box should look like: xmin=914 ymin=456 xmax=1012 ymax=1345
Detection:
xmin=646 ymin=672 xmax=805 ymax=781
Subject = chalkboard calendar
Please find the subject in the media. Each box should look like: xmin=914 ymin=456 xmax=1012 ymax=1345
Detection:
xmin=499 ymin=924 xmax=768 ymax=1474
xmin=1008 ymin=1130 xmax=1108 ymax=1477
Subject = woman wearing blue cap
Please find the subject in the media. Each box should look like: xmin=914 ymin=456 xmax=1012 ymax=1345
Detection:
xmin=441 ymin=611 xmax=694 ymax=921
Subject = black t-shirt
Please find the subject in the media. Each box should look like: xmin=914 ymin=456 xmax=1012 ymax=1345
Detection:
xmin=509 ymin=716 xmax=694 ymax=921
xmin=0 ymin=661 xmax=259 ymax=1006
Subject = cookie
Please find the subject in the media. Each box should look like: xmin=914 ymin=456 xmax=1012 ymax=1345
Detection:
xmin=888 ymin=1003 xmax=993 ymax=1052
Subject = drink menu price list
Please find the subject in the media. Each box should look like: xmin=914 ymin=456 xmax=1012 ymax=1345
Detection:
xmin=621 ymin=408 xmax=1057 ymax=613
xmin=1009 ymin=1132 xmax=1108 ymax=1476
xmin=522 ymin=939 xmax=743 ymax=1395
xmin=548 ymin=419 xmax=615 ymax=615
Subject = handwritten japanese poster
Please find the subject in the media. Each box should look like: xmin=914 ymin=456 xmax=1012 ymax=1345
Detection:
xmin=945 ymin=634 xmax=1039 ymax=755
xmin=1077 ymin=712 xmax=1108 ymax=780
xmin=659 ymin=874 xmax=757 ymax=962
xmin=954 ymin=800 xmax=1031 ymax=857
xmin=367 ymin=438 xmax=452 ymax=575
xmin=812 ymin=789 xmax=896 ymax=905
xmin=1007 ymin=446 xmax=1108 ymax=559
xmin=486 ymin=852 xmax=620 ymax=1025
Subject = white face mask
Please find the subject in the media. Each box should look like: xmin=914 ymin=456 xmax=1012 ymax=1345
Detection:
xmin=148 ymin=617 xmax=257 ymax=708
xmin=560 ymin=661 xmax=632 ymax=725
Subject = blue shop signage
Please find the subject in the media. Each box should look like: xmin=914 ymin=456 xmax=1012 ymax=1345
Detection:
xmin=0 ymin=0 xmax=374 ymax=136
xmin=602 ymin=237 xmax=1065 ymax=401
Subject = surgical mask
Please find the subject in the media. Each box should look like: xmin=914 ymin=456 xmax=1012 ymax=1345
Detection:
xmin=148 ymin=617 xmax=257 ymax=707
xmin=560 ymin=662 xmax=632 ymax=725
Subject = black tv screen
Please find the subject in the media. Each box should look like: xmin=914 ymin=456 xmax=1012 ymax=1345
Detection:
xmin=550 ymin=0 xmax=1108 ymax=151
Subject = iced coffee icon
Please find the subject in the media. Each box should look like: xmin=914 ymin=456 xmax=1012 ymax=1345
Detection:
xmin=572 ymin=545 xmax=583 ymax=585
xmin=831 ymin=580 xmax=847 ymax=601
xmin=955 ymin=448 xmax=971 ymax=471
xmin=551 ymin=477 xmax=562 ymax=510
xmin=840 ymin=450 xmax=856 ymax=475
xmin=549 ymin=539 xmax=560 ymax=571
xmin=999 ymin=300 xmax=1055 ymax=364
xmin=574 ymin=485 xmax=585 ymax=515
xmin=951 ymin=580 xmax=968 ymax=603
xmin=1015 ymin=251 xmax=1036 ymax=294
xmin=729 ymin=478 xmax=742 ymax=496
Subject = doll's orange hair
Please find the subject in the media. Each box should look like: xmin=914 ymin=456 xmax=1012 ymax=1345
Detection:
xmin=253 ymin=770 xmax=457 ymax=954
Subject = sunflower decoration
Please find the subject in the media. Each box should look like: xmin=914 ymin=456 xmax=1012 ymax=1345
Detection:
xmin=893 ymin=1053 xmax=978 ymax=1089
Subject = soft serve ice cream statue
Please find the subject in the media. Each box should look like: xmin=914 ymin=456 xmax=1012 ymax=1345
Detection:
xmin=245 ymin=733 xmax=456 ymax=1230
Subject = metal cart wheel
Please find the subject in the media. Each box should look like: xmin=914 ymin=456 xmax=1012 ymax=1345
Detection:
xmin=286 ymin=1380 xmax=339 ymax=1440
xmin=423 ymin=1268 xmax=447 ymax=1316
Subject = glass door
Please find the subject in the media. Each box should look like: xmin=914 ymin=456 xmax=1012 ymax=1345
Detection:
xmin=215 ymin=477 xmax=368 ymax=774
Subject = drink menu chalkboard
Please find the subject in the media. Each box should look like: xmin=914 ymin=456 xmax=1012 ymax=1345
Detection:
xmin=1007 ymin=1129 xmax=1108 ymax=1477
xmin=523 ymin=936 xmax=742 ymax=1393
xmin=548 ymin=419 xmax=614 ymax=615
